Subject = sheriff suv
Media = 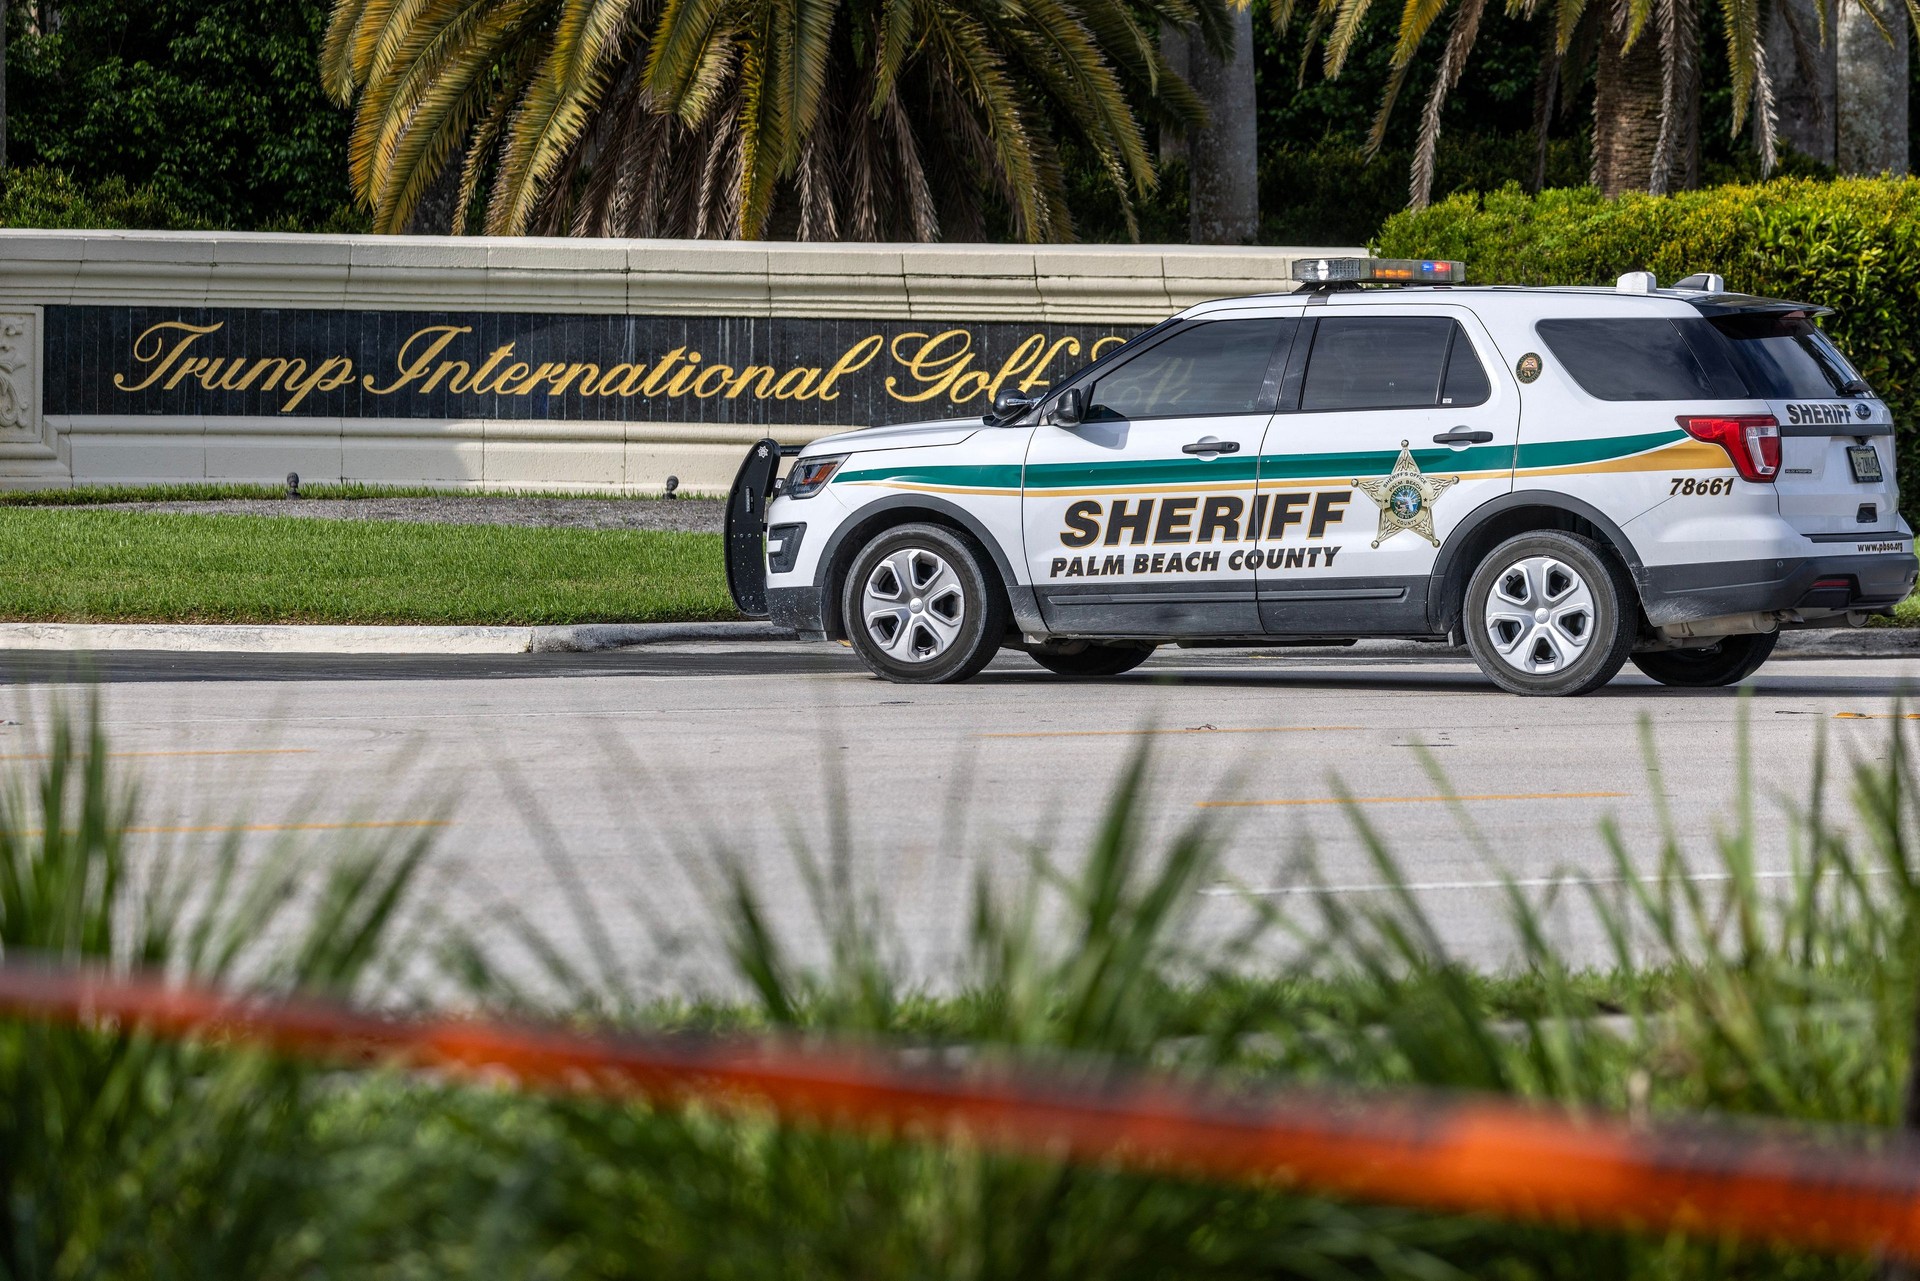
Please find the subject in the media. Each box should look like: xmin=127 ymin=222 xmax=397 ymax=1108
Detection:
xmin=724 ymin=258 xmax=1914 ymax=696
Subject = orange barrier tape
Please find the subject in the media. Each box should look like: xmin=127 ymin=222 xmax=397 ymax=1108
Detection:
xmin=3 ymin=964 xmax=1919 ymax=1260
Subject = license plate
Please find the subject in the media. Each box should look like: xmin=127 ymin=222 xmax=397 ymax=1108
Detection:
xmin=1849 ymin=445 xmax=1884 ymax=483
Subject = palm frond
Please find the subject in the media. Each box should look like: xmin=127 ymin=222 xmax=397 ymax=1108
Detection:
xmin=488 ymin=0 xmax=643 ymax=233
xmin=645 ymin=0 xmax=741 ymax=118
xmin=322 ymin=0 xmax=394 ymax=102
xmin=1390 ymin=0 xmax=1457 ymax=68
xmin=1409 ymin=0 xmax=1487 ymax=207
xmin=1552 ymin=0 xmax=1590 ymax=55
xmin=1324 ymin=0 xmax=1380 ymax=77
xmin=336 ymin=0 xmax=1192 ymax=241
xmin=1645 ymin=0 xmax=1696 ymax=193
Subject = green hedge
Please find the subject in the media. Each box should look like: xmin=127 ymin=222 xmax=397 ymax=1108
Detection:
xmin=1377 ymin=178 xmax=1920 ymax=513
xmin=0 ymin=166 xmax=211 ymax=230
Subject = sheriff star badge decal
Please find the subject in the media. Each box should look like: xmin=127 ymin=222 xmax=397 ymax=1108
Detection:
xmin=1353 ymin=442 xmax=1459 ymax=548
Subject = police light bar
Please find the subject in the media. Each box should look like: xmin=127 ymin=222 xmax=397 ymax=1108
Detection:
xmin=1290 ymin=257 xmax=1465 ymax=286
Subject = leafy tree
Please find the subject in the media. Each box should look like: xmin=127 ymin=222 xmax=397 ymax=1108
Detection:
xmin=322 ymin=0 xmax=1236 ymax=241
xmin=6 ymin=0 xmax=357 ymax=229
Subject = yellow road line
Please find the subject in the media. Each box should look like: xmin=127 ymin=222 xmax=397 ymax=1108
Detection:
xmin=980 ymin=725 xmax=1359 ymax=739
xmin=0 ymin=748 xmax=315 ymax=761
xmin=1198 ymin=790 xmax=1628 ymax=809
xmin=1834 ymin=712 xmax=1920 ymax=720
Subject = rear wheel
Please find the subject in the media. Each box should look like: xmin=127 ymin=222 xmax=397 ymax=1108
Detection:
xmin=1463 ymin=531 xmax=1638 ymax=696
xmin=1630 ymin=632 xmax=1777 ymax=687
xmin=1028 ymin=643 xmax=1156 ymax=677
xmin=841 ymin=522 xmax=1008 ymax=684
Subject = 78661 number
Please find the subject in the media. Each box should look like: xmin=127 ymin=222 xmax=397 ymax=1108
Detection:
xmin=1670 ymin=476 xmax=1733 ymax=496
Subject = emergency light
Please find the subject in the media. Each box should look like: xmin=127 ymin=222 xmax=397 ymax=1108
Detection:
xmin=1290 ymin=257 xmax=1465 ymax=286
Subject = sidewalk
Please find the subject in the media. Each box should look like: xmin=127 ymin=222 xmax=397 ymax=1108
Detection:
xmin=0 ymin=622 xmax=1913 ymax=657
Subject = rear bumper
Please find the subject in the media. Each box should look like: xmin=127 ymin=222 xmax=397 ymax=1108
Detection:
xmin=1641 ymin=550 xmax=1917 ymax=625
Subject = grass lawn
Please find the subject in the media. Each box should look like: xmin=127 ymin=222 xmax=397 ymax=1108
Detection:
xmin=0 ymin=508 xmax=736 ymax=624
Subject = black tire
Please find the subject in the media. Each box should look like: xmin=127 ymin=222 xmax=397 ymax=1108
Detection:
xmin=1028 ymin=643 xmax=1156 ymax=677
xmin=840 ymin=522 xmax=1008 ymax=684
xmin=1462 ymin=530 xmax=1638 ymax=696
xmin=1630 ymin=631 xmax=1777 ymax=687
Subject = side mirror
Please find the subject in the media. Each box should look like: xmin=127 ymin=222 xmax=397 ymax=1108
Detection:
xmin=984 ymin=388 xmax=1041 ymax=426
xmin=1051 ymin=386 xmax=1085 ymax=427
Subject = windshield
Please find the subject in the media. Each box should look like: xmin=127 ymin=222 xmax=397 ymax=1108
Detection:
xmin=1706 ymin=313 xmax=1868 ymax=398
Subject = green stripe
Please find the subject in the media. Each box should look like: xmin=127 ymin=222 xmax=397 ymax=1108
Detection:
xmin=833 ymin=429 xmax=1688 ymax=492
xmin=1255 ymin=443 xmax=1512 ymax=481
xmin=835 ymin=463 xmax=1024 ymax=489
xmin=1515 ymin=429 xmax=1685 ymax=470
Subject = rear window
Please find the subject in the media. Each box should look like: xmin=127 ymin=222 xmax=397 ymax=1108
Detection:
xmin=1535 ymin=318 xmax=1747 ymax=401
xmin=1537 ymin=313 xmax=1869 ymax=401
xmin=1708 ymin=313 xmax=1868 ymax=398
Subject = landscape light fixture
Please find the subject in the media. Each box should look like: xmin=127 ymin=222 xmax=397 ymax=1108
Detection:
xmin=286 ymin=472 xmax=301 ymax=499
xmin=664 ymin=475 xmax=680 ymax=500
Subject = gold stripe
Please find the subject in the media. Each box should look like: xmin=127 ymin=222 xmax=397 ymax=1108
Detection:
xmin=1198 ymin=790 xmax=1628 ymax=809
xmin=1518 ymin=441 xmax=1728 ymax=478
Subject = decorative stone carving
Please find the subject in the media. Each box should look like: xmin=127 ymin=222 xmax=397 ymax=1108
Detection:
xmin=0 ymin=312 xmax=36 ymax=436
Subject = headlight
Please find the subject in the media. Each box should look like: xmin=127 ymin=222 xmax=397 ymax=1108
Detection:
xmin=783 ymin=454 xmax=847 ymax=499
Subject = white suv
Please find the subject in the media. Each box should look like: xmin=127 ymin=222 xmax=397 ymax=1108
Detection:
xmin=725 ymin=259 xmax=1915 ymax=696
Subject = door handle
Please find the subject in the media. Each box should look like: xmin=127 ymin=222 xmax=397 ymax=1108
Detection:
xmin=1182 ymin=437 xmax=1241 ymax=455
xmin=1432 ymin=428 xmax=1493 ymax=445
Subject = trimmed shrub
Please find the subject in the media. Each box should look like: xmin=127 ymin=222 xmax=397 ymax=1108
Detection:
xmin=0 ymin=166 xmax=211 ymax=230
xmin=1377 ymin=178 xmax=1920 ymax=512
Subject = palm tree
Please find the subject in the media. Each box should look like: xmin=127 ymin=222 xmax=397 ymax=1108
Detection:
xmin=1278 ymin=0 xmax=1787 ymax=204
xmin=322 ymin=0 xmax=1234 ymax=241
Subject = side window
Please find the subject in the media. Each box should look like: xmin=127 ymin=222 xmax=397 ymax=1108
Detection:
xmin=1299 ymin=317 xmax=1484 ymax=411
xmin=1088 ymin=318 xmax=1291 ymax=420
xmin=1536 ymin=318 xmax=1748 ymax=401
xmin=1442 ymin=330 xmax=1492 ymax=405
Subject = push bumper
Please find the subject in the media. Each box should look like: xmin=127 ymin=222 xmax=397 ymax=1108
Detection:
xmin=1641 ymin=550 xmax=1917 ymax=625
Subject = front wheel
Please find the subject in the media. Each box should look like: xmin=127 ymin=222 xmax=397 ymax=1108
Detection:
xmin=1630 ymin=632 xmax=1777 ymax=687
xmin=1028 ymin=643 xmax=1156 ymax=677
xmin=840 ymin=522 xmax=1008 ymax=684
xmin=1463 ymin=531 xmax=1638 ymax=696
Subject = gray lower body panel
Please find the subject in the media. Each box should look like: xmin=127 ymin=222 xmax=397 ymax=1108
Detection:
xmin=1640 ymin=551 xmax=1916 ymax=625
xmin=1037 ymin=579 xmax=1260 ymax=638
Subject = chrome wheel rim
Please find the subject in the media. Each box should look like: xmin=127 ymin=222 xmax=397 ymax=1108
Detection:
xmin=1482 ymin=555 xmax=1596 ymax=675
xmin=861 ymin=547 xmax=966 ymax=663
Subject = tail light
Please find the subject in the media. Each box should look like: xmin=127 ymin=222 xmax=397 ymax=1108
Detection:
xmin=1677 ymin=414 xmax=1780 ymax=482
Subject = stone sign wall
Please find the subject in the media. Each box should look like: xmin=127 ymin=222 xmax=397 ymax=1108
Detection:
xmin=0 ymin=232 xmax=1353 ymax=492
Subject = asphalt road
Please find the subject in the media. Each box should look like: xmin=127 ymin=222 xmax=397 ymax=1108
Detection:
xmin=3 ymin=643 xmax=1915 ymax=993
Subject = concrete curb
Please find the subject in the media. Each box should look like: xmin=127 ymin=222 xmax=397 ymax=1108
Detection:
xmin=0 ymin=621 xmax=796 ymax=655
xmin=0 ymin=623 xmax=538 ymax=654
xmin=530 ymin=621 xmax=797 ymax=652
xmin=1775 ymin=629 xmax=1920 ymax=657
